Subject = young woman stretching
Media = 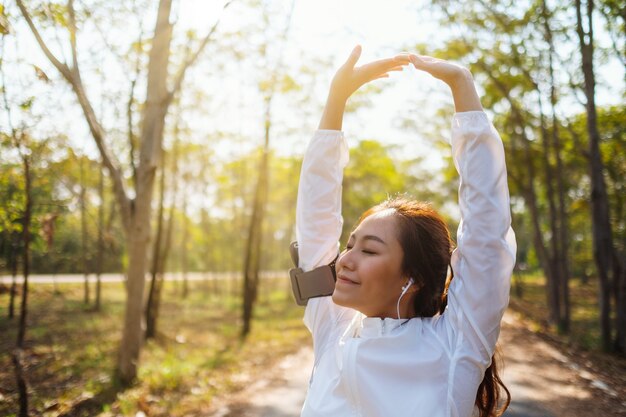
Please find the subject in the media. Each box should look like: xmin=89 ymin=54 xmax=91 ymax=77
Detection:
xmin=295 ymin=46 xmax=517 ymax=417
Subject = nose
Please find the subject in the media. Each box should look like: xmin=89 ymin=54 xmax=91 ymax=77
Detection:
xmin=336 ymin=248 xmax=355 ymax=272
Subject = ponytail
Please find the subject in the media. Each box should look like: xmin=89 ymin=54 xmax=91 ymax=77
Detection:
xmin=475 ymin=349 xmax=511 ymax=417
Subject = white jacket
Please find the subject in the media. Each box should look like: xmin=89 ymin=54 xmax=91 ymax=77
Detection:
xmin=295 ymin=111 xmax=517 ymax=417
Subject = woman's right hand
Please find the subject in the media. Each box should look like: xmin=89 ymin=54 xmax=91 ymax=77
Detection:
xmin=328 ymin=45 xmax=410 ymax=103
xmin=319 ymin=46 xmax=409 ymax=130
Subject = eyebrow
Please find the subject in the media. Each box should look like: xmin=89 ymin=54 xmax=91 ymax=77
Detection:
xmin=349 ymin=233 xmax=387 ymax=245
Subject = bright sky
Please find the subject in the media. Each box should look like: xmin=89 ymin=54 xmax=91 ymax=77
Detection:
xmin=176 ymin=0 xmax=450 ymax=162
xmin=176 ymin=0 xmax=624 ymax=150
xmin=3 ymin=0 xmax=624 ymax=179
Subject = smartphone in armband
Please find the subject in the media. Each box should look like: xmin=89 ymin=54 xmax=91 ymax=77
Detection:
xmin=288 ymin=241 xmax=337 ymax=306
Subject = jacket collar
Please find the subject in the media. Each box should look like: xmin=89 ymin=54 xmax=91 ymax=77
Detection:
xmin=341 ymin=313 xmax=413 ymax=340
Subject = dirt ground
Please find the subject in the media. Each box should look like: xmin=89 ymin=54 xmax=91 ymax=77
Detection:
xmin=499 ymin=310 xmax=626 ymax=417
xmin=212 ymin=309 xmax=626 ymax=417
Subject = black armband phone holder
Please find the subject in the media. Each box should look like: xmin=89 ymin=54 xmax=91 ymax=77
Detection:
xmin=288 ymin=241 xmax=337 ymax=306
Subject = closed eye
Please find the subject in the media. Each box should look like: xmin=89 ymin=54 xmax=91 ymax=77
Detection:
xmin=344 ymin=243 xmax=376 ymax=255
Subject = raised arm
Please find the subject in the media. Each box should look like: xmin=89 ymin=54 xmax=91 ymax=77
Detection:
xmin=298 ymin=47 xmax=409 ymax=335
xmin=409 ymin=54 xmax=516 ymax=357
xmin=298 ymin=46 xmax=409 ymax=272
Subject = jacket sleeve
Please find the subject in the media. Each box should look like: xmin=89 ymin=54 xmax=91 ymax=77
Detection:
xmin=445 ymin=111 xmax=517 ymax=361
xmin=296 ymin=130 xmax=357 ymax=348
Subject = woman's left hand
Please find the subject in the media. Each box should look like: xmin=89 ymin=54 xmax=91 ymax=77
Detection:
xmin=404 ymin=53 xmax=482 ymax=112
xmin=405 ymin=54 xmax=471 ymax=87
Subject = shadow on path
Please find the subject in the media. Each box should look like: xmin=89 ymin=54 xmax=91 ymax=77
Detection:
xmin=503 ymin=399 xmax=555 ymax=417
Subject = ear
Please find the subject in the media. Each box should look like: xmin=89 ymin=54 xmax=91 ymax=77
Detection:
xmin=404 ymin=277 xmax=421 ymax=294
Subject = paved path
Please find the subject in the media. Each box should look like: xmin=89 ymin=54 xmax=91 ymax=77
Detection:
xmin=213 ymin=310 xmax=624 ymax=417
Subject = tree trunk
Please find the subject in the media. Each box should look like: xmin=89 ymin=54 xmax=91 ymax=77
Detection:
xmin=95 ymin=165 xmax=104 ymax=311
xmin=201 ymin=209 xmax=216 ymax=296
xmin=17 ymin=156 xmax=31 ymax=349
xmin=14 ymin=154 xmax=32 ymax=417
xmin=242 ymin=99 xmax=272 ymax=338
xmin=116 ymin=215 xmax=151 ymax=382
xmin=147 ymin=185 xmax=177 ymax=339
xmin=12 ymin=349 xmax=28 ymax=417
xmin=615 ymin=250 xmax=626 ymax=353
xmin=146 ymin=123 xmax=181 ymax=338
xmin=541 ymin=0 xmax=572 ymax=333
xmin=537 ymin=93 xmax=563 ymax=329
xmin=575 ymin=0 xmax=615 ymax=352
xmin=146 ymin=157 xmax=167 ymax=340
xmin=80 ymin=158 xmax=90 ymax=305
xmin=8 ymin=238 xmax=18 ymax=319
xmin=181 ymin=191 xmax=189 ymax=299
xmin=116 ymin=0 xmax=174 ymax=384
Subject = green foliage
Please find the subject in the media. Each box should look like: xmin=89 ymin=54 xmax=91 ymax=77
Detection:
xmin=0 ymin=163 xmax=25 ymax=234
xmin=0 ymin=4 xmax=11 ymax=35
xmin=510 ymin=272 xmax=605 ymax=350
xmin=341 ymin=139 xmax=439 ymax=242
xmin=0 ymin=143 xmax=126 ymax=274
xmin=420 ymin=0 xmax=625 ymax=282
xmin=32 ymin=2 xmax=69 ymax=29
xmin=0 ymin=129 xmax=446 ymax=276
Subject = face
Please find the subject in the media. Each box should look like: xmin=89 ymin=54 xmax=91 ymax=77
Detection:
xmin=333 ymin=210 xmax=413 ymax=318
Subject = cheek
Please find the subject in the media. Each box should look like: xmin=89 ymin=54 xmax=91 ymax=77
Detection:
xmin=368 ymin=258 xmax=404 ymax=300
xmin=362 ymin=258 xmax=401 ymax=293
xmin=372 ymin=255 xmax=403 ymax=279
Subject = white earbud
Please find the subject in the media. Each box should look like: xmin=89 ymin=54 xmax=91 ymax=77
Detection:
xmin=401 ymin=277 xmax=415 ymax=294
xmin=397 ymin=278 xmax=415 ymax=319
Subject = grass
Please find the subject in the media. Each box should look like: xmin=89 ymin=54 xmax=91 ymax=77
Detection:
xmin=0 ymin=276 xmax=311 ymax=416
xmin=510 ymin=271 xmax=605 ymax=350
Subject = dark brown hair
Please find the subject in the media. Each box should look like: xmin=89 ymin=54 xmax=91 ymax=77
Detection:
xmin=360 ymin=198 xmax=511 ymax=417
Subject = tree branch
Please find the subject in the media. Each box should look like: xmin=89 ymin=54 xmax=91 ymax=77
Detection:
xmin=165 ymin=0 xmax=235 ymax=107
xmin=67 ymin=0 xmax=79 ymax=75
xmin=128 ymin=14 xmax=144 ymax=190
xmin=16 ymin=0 xmax=72 ymax=80
xmin=17 ymin=0 xmax=133 ymax=233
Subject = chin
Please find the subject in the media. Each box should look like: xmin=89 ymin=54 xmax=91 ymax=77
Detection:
xmin=331 ymin=289 xmax=354 ymax=309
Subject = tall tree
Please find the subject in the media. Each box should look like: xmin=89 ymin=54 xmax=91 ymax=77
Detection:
xmin=541 ymin=0 xmax=572 ymax=332
xmin=423 ymin=0 xmax=576 ymax=331
xmin=145 ymin=133 xmax=180 ymax=339
xmin=17 ymin=0 xmax=234 ymax=383
xmin=95 ymin=164 xmax=105 ymax=311
xmin=241 ymin=0 xmax=296 ymax=337
xmin=575 ymin=0 xmax=618 ymax=352
xmin=80 ymin=156 xmax=90 ymax=305
xmin=1 ymin=33 xmax=34 ymax=415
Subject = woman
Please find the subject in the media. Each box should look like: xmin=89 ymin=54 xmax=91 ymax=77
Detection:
xmin=295 ymin=45 xmax=517 ymax=417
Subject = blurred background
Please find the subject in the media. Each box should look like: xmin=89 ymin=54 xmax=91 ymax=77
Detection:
xmin=0 ymin=0 xmax=624 ymax=416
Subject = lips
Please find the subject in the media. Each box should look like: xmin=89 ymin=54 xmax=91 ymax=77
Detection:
xmin=337 ymin=273 xmax=360 ymax=285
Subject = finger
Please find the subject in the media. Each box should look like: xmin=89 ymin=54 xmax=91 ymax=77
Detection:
xmin=388 ymin=66 xmax=405 ymax=72
xmin=344 ymin=45 xmax=362 ymax=68
xmin=374 ymin=57 xmax=409 ymax=67
xmin=393 ymin=53 xmax=412 ymax=62
xmin=360 ymin=59 xmax=409 ymax=76
xmin=410 ymin=54 xmax=441 ymax=69
xmin=368 ymin=73 xmax=390 ymax=82
xmin=409 ymin=54 xmax=424 ymax=68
